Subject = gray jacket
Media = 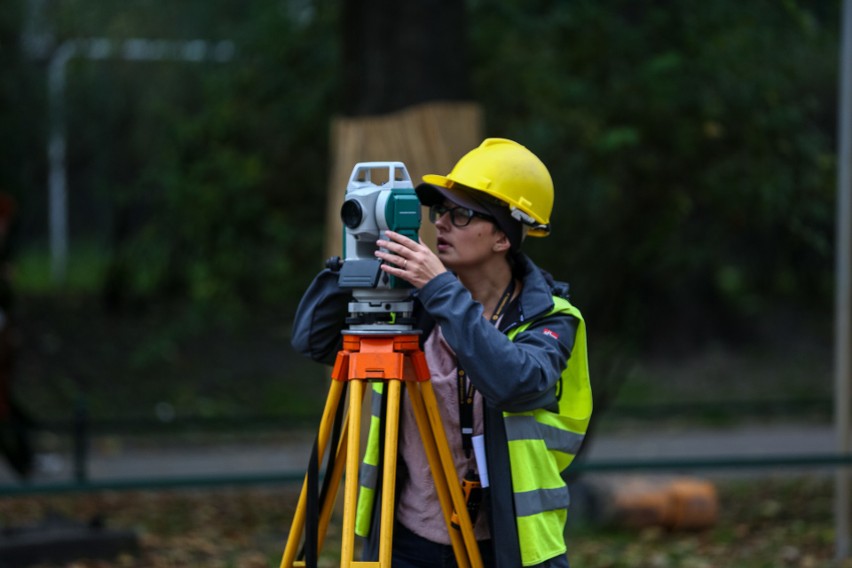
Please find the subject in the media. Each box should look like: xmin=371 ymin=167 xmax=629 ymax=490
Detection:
xmin=291 ymin=254 xmax=578 ymax=568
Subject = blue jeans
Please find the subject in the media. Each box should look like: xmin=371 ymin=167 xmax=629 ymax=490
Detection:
xmin=390 ymin=522 xmax=570 ymax=568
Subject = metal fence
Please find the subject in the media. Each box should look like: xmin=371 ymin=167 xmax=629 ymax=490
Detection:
xmin=0 ymin=397 xmax=848 ymax=496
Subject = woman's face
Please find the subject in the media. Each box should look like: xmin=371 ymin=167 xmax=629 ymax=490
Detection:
xmin=432 ymin=201 xmax=508 ymax=271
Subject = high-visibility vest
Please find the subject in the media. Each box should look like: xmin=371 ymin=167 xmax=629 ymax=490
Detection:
xmin=504 ymin=296 xmax=591 ymax=566
xmin=354 ymin=296 xmax=592 ymax=566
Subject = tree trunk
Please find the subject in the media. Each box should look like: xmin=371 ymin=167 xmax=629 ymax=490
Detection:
xmin=325 ymin=0 xmax=482 ymax=258
xmin=341 ymin=0 xmax=471 ymax=116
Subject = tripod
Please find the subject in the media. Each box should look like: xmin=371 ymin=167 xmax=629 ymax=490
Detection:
xmin=280 ymin=329 xmax=484 ymax=568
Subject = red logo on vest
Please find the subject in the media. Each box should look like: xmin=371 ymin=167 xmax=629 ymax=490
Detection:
xmin=543 ymin=328 xmax=559 ymax=340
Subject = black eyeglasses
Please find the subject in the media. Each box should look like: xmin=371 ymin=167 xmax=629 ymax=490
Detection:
xmin=429 ymin=204 xmax=494 ymax=228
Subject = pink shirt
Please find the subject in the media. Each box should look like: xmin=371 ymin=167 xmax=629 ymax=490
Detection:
xmin=396 ymin=325 xmax=491 ymax=544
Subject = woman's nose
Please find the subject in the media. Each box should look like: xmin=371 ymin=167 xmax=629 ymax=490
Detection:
xmin=433 ymin=209 xmax=452 ymax=229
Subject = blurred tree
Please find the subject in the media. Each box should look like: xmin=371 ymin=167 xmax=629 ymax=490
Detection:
xmin=469 ymin=0 xmax=838 ymax=354
xmin=0 ymin=0 xmax=839 ymax=357
xmin=323 ymin=0 xmax=483 ymax=262
xmin=0 ymin=0 xmax=45 ymax=237
xmin=340 ymin=0 xmax=470 ymax=116
xmin=0 ymin=0 xmax=42 ymax=476
xmin=0 ymin=192 xmax=34 ymax=479
xmin=62 ymin=1 xmax=340 ymax=317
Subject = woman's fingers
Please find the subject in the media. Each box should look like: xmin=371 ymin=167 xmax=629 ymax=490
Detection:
xmin=375 ymin=230 xmax=445 ymax=288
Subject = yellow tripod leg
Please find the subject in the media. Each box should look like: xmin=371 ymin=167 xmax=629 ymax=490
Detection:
xmin=377 ymin=379 xmax=401 ymax=565
xmin=281 ymin=378 xmax=346 ymax=568
xmin=406 ymin=382 xmax=474 ymax=568
xmin=419 ymin=379 xmax=483 ymax=568
xmin=339 ymin=379 xmax=401 ymax=567
xmin=340 ymin=378 xmax=364 ymax=568
xmin=281 ymin=333 xmax=481 ymax=568
xmin=316 ymin=424 xmax=349 ymax=555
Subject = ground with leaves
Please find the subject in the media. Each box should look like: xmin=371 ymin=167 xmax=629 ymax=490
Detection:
xmin=0 ymin=475 xmax=849 ymax=568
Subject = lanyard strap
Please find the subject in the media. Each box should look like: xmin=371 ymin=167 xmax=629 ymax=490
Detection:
xmin=457 ymin=279 xmax=516 ymax=458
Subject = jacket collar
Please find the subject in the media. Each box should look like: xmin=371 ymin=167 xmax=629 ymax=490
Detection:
xmin=502 ymin=254 xmax=558 ymax=330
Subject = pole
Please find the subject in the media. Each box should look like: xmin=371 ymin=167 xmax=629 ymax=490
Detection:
xmin=835 ymin=0 xmax=852 ymax=560
xmin=47 ymin=40 xmax=77 ymax=283
xmin=45 ymin=38 xmax=236 ymax=284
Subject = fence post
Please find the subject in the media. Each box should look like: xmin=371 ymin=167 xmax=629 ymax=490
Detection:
xmin=73 ymin=396 xmax=88 ymax=484
xmin=835 ymin=0 xmax=852 ymax=559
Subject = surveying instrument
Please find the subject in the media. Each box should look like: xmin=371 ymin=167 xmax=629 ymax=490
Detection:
xmin=280 ymin=162 xmax=484 ymax=568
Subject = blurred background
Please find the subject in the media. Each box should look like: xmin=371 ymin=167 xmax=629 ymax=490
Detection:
xmin=0 ymin=0 xmax=847 ymax=566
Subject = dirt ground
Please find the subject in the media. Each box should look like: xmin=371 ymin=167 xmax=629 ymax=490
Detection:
xmin=0 ymin=475 xmax=849 ymax=568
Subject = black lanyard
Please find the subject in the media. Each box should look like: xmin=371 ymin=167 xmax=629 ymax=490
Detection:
xmin=457 ymin=279 xmax=516 ymax=459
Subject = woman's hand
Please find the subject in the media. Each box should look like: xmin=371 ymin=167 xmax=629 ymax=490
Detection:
xmin=375 ymin=230 xmax=446 ymax=289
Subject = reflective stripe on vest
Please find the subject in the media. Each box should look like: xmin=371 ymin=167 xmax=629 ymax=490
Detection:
xmin=513 ymin=485 xmax=571 ymax=517
xmin=355 ymin=382 xmax=385 ymax=537
xmin=504 ymin=414 xmax=585 ymax=456
xmin=504 ymin=296 xmax=592 ymax=566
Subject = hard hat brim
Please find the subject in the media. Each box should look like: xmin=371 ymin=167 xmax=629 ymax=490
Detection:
xmin=415 ymin=181 xmax=491 ymax=216
xmin=415 ymin=182 xmax=524 ymax=250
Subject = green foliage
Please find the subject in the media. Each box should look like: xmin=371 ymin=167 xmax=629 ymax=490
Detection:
xmin=0 ymin=1 xmax=45 ymax=224
xmin=470 ymin=0 xmax=838 ymax=349
xmin=47 ymin=0 xmax=338 ymax=316
xmin=2 ymin=0 xmax=842 ymax=348
xmin=16 ymin=241 xmax=108 ymax=294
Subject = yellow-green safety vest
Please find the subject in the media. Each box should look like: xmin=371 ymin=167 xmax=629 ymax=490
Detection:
xmin=504 ymin=296 xmax=591 ymax=565
xmin=354 ymin=296 xmax=592 ymax=567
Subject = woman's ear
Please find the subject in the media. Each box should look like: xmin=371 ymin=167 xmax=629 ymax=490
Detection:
xmin=492 ymin=230 xmax=511 ymax=253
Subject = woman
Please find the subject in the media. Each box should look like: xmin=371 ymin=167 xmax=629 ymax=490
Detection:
xmin=292 ymin=138 xmax=592 ymax=567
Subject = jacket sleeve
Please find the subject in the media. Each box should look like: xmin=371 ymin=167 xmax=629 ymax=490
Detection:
xmin=416 ymin=272 xmax=577 ymax=413
xmin=290 ymin=269 xmax=351 ymax=366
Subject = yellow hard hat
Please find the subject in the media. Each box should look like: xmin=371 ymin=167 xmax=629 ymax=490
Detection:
xmin=422 ymin=138 xmax=553 ymax=237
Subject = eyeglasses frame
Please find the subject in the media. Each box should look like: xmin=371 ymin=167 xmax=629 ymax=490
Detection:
xmin=428 ymin=203 xmax=495 ymax=228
